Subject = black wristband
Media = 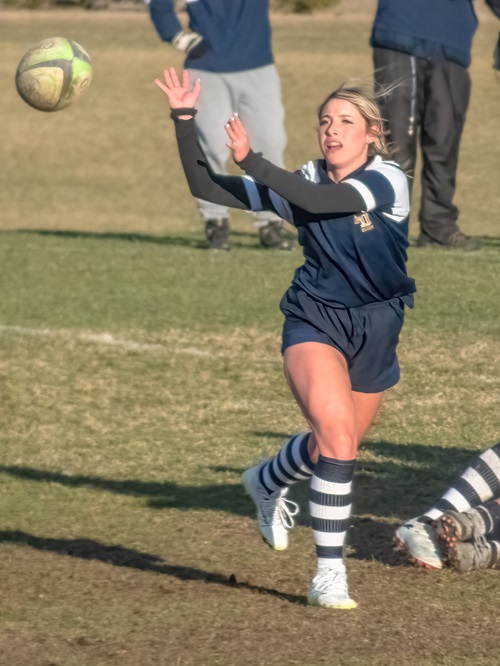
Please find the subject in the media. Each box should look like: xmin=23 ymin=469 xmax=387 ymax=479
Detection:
xmin=236 ymin=149 xmax=260 ymax=170
xmin=170 ymin=107 xmax=198 ymax=121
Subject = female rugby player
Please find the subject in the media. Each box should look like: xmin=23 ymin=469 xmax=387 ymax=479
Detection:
xmin=156 ymin=68 xmax=416 ymax=609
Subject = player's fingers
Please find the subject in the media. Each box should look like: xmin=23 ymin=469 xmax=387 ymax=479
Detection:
xmin=226 ymin=117 xmax=240 ymax=137
xmin=229 ymin=116 xmax=246 ymax=141
xmin=155 ymin=79 xmax=171 ymax=96
xmin=232 ymin=114 xmax=246 ymax=134
xmin=169 ymin=67 xmax=181 ymax=88
xmin=230 ymin=123 xmax=245 ymax=143
xmin=192 ymin=78 xmax=201 ymax=96
xmin=224 ymin=123 xmax=237 ymax=142
xmin=163 ymin=68 xmax=174 ymax=89
xmin=182 ymin=69 xmax=190 ymax=89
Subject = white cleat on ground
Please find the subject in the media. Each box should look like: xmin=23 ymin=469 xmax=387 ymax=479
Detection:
xmin=242 ymin=461 xmax=299 ymax=551
xmin=307 ymin=567 xmax=358 ymax=610
xmin=394 ymin=517 xmax=443 ymax=570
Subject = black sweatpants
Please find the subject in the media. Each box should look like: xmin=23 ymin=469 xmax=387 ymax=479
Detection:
xmin=373 ymin=48 xmax=471 ymax=244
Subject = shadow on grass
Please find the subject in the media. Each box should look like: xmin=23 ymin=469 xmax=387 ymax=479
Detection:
xmin=0 ymin=530 xmax=304 ymax=605
xmin=0 ymin=440 xmax=483 ymax=566
xmin=0 ymin=439 xmax=479 ymax=520
xmin=409 ymin=235 xmax=500 ymax=249
xmin=12 ymin=228 xmax=272 ymax=251
xmin=477 ymin=236 xmax=500 ymax=248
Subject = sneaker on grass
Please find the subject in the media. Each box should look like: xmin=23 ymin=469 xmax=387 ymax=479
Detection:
xmin=394 ymin=517 xmax=443 ymax=569
xmin=242 ymin=461 xmax=299 ymax=551
xmin=307 ymin=566 xmax=358 ymax=610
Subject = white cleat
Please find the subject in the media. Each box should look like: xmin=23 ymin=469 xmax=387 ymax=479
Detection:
xmin=394 ymin=517 xmax=443 ymax=570
xmin=242 ymin=461 xmax=299 ymax=551
xmin=307 ymin=567 xmax=358 ymax=610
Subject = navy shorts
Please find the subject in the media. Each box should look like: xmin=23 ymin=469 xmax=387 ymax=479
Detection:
xmin=281 ymin=291 xmax=408 ymax=393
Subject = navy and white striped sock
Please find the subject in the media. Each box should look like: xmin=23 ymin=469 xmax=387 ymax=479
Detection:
xmin=477 ymin=499 xmax=500 ymax=540
xmin=423 ymin=443 xmax=500 ymax=522
xmin=309 ymin=455 xmax=355 ymax=570
xmin=259 ymin=432 xmax=315 ymax=495
xmin=488 ymin=540 xmax=500 ymax=569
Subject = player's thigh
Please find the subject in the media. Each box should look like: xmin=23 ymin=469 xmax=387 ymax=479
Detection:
xmin=235 ymin=66 xmax=287 ymax=165
xmin=187 ymin=69 xmax=234 ymax=170
xmin=284 ymin=342 xmax=357 ymax=457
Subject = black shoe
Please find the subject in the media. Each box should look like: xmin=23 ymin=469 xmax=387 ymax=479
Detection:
xmin=205 ymin=218 xmax=231 ymax=251
xmin=258 ymin=222 xmax=292 ymax=250
xmin=416 ymin=230 xmax=481 ymax=251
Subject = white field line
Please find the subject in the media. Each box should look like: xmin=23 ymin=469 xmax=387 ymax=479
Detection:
xmin=0 ymin=324 xmax=211 ymax=356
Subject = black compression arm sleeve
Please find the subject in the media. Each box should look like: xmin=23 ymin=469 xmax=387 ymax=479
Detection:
xmin=237 ymin=150 xmax=366 ymax=214
xmin=485 ymin=0 xmax=500 ymax=18
xmin=174 ymin=118 xmax=251 ymax=210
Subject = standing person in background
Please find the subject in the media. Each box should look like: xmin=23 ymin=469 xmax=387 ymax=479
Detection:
xmin=147 ymin=0 xmax=290 ymax=251
xmin=370 ymin=0 xmax=499 ymax=251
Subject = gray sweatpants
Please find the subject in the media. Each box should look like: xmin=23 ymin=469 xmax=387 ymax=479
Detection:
xmin=188 ymin=64 xmax=287 ymax=226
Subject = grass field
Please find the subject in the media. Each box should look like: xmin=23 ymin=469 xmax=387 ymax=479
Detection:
xmin=1 ymin=3 xmax=500 ymax=665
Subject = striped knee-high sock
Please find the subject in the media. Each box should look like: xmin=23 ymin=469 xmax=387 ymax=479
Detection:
xmin=487 ymin=540 xmax=500 ymax=569
xmin=259 ymin=432 xmax=315 ymax=495
xmin=423 ymin=443 xmax=500 ymax=522
xmin=309 ymin=455 xmax=355 ymax=570
xmin=476 ymin=498 xmax=500 ymax=540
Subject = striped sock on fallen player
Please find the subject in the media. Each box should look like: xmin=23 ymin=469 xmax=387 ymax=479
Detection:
xmin=259 ymin=432 xmax=315 ymax=495
xmin=475 ymin=498 xmax=500 ymax=540
xmin=422 ymin=442 xmax=500 ymax=522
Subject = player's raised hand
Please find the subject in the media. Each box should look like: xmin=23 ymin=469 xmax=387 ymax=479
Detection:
xmin=225 ymin=113 xmax=251 ymax=163
xmin=155 ymin=67 xmax=200 ymax=110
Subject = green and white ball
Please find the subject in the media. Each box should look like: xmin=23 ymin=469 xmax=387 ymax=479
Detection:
xmin=16 ymin=37 xmax=93 ymax=112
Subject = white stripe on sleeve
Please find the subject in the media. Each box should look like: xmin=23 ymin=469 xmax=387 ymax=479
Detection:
xmin=342 ymin=178 xmax=375 ymax=211
xmin=242 ymin=176 xmax=264 ymax=211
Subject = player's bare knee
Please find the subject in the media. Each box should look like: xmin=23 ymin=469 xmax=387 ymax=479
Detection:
xmin=311 ymin=426 xmax=357 ymax=460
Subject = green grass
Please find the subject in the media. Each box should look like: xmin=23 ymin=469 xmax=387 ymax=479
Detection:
xmin=0 ymin=4 xmax=500 ymax=665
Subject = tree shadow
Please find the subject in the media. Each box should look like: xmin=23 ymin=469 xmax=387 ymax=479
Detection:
xmin=0 ymin=438 xmax=484 ymax=567
xmin=0 ymin=465 xmax=252 ymax=516
xmin=12 ymin=228 xmax=272 ymax=251
xmin=0 ymin=530 xmax=304 ymax=605
xmin=0 ymin=439 xmax=478 ymax=520
xmin=468 ymin=236 xmax=500 ymax=249
xmin=15 ymin=228 xmax=205 ymax=249
xmin=409 ymin=235 xmax=500 ymax=249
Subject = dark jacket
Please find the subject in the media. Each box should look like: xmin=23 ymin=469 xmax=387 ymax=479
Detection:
xmin=149 ymin=0 xmax=274 ymax=73
xmin=370 ymin=0 xmax=478 ymax=68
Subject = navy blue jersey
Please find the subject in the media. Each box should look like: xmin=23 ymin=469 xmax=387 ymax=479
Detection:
xmin=173 ymin=117 xmax=416 ymax=309
xmin=371 ymin=0 xmax=478 ymax=68
xmin=241 ymin=156 xmax=415 ymax=309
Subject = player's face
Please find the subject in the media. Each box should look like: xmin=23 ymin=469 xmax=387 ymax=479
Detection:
xmin=318 ymin=98 xmax=376 ymax=181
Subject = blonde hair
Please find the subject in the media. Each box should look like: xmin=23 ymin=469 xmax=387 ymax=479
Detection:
xmin=318 ymin=83 xmax=393 ymax=160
